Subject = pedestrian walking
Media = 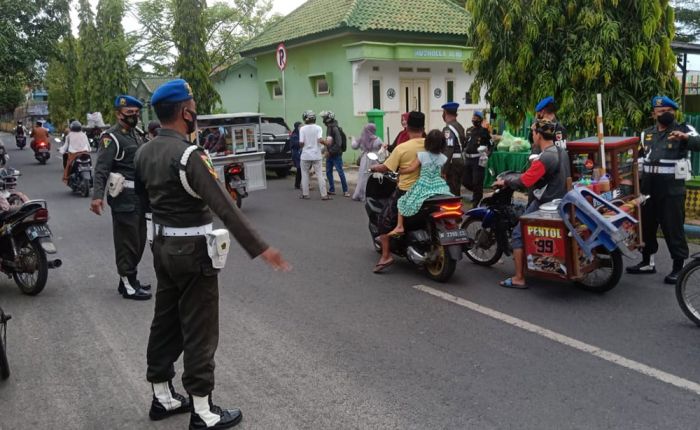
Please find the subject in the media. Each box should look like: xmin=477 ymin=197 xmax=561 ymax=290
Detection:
xmin=135 ymin=79 xmax=290 ymax=429
xmin=299 ymin=111 xmax=330 ymax=200
xmin=321 ymin=111 xmax=350 ymax=197
xmin=627 ymin=96 xmax=700 ymax=284
xmin=351 ymin=123 xmax=384 ymax=201
xmin=462 ymin=111 xmax=493 ymax=207
xmin=440 ymin=102 xmax=465 ymax=196
xmin=90 ymin=95 xmax=151 ymax=300
xmin=290 ymin=121 xmax=302 ymax=189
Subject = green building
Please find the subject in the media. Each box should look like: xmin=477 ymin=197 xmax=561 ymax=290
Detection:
xmin=212 ymin=58 xmax=260 ymax=113
xmin=240 ymin=0 xmax=485 ymax=159
xmin=130 ymin=77 xmax=176 ymax=124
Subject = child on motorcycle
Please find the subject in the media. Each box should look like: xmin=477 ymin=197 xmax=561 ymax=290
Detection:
xmin=388 ymin=129 xmax=452 ymax=237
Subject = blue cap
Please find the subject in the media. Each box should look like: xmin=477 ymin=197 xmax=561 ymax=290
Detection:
xmin=441 ymin=102 xmax=460 ymax=112
xmin=114 ymin=95 xmax=143 ymax=109
xmin=651 ymin=96 xmax=678 ymax=110
xmin=535 ymin=96 xmax=555 ymax=112
xmin=151 ymin=79 xmax=194 ymax=105
xmin=473 ymin=110 xmax=484 ymax=119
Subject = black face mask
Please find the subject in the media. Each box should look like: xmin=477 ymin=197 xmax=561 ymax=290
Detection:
xmin=657 ymin=111 xmax=675 ymax=127
xmin=183 ymin=109 xmax=198 ymax=135
xmin=472 ymin=120 xmax=482 ymax=127
xmin=122 ymin=114 xmax=139 ymax=128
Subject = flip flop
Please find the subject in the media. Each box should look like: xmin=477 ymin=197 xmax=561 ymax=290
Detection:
xmin=499 ymin=278 xmax=528 ymax=289
xmin=321 ymin=196 xmax=333 ymax=201
xmin=299 ymin=195 xmax=310 ymax=200
xmin=388 ymin=230 xmax=405 ymax=238
xmin=373 ymin=259 xmax=394 ymax=273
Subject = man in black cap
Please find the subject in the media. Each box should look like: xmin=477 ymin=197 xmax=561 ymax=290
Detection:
xmin=90 ymin=95 xmax=151 ymax=300
xmin=462 ymin=110 xmax=493 ymax=206
xmin=136 ymin=79 xmax=290 ymax=429
xmin=440 ymin=102 xmax=465 ymax=196
xmin=627 ymin=96 xmax=700 ymax=283
xmin=370 ymin=111 xmax=426 ymax=273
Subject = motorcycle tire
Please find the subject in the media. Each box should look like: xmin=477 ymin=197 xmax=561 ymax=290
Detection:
xmin=81 ymin=178 xmax=90 ymax=198
xmin=13 ymin=240 xmax=48 ymax=296
xmin=574 ymin=249 xmax=623 ymax=293
xmin=675 ymin=260 xmax=700 ymax=326
xmin=425 ymin=244 xmax=457 ymax=283
xmin=38 ymin=158 xmax=46 ymax=165
xmin=462 ymin=218 xmax=502 ymax=267
xmin=0 ymin=309 xmax=9 ymax=380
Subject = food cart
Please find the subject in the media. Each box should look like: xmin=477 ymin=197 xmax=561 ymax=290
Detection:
xmin=518 ymin=136 xmax=642 ymax=292
xmin=196 ymin=113 xmax=268 ymax=198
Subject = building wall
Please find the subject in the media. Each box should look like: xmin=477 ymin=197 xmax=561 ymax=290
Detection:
xmin=213 ymin=64 xmax=260 ymax=113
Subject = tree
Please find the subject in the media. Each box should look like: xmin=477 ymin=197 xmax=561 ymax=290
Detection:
xmin=46 ymin=36 xmax=80 ymax=127
xmin=95 ymin=0 xmax=131 ymax=119
xmin=77 ymin=0 xmax=102 ymax=114
xmin=173 ymin=0 xmax=221 ymax=113
xmin=465 ymin=0 xmax=678 ymax=134
xmin=673 ymin=0 xmax=700 ymax=42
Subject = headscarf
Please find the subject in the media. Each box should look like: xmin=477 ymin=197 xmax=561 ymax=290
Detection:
xmin=357 ymin=123 xmax=378 ymax=152
xmin=395 ymin=112 xmax=411 ymax=147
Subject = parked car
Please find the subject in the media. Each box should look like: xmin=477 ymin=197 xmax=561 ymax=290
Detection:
xmin=261 ymin=117 xmax=293 ymax=178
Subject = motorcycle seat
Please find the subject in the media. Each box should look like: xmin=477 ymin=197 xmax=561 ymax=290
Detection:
xmin=424 ymin=195 xmax=461 ymax=204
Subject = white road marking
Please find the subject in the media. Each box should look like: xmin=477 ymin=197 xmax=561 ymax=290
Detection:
xmin=413 ymin=284 xmax=700 ymax=397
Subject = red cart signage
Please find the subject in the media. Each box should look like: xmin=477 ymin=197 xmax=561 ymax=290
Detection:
xmin=523 ymin=223 xmax=568 ymax=276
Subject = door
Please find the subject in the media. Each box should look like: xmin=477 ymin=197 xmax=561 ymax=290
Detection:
xmin=400 ymin=79 xmax=430 ymax=128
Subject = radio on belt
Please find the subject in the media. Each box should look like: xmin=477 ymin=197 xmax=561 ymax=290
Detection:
xmin=206 ymin=229 xmax=231 ymax=269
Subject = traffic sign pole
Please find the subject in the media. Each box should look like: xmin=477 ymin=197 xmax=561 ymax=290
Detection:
xmin=276 ymin=43 xmax=288 ymax=123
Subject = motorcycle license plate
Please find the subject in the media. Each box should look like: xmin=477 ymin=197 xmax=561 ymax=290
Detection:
xmin=38 ymin=148 xmax=48 ymax=153
xmin=78 ymin=165 xmax=91 ymax=172
xmin=26 ymin=224 xmax=51 ymax=241
xmin=229 ymin=179 xmax=247 ymax=188
xmin=438 ymin=229 xmax=469 ymax=245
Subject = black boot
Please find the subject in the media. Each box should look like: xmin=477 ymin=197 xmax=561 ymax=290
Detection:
xmin=120 ymin=276 xmax=151 ymax=301
xmin=136 ymin=280 xmax=151 ymax=291
xmin=189 ymin=394 xmax=242 ymax=430
xmin=149 ymin=381 xmax=191 ymax=421
xmin=664 ymin=259 xmax=685 ymax=285
xmin=626 ymin=254 xmax=656 ymax=274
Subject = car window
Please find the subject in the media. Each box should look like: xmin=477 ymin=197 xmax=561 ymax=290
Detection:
xmin=260 ymin=123 xmax=289 ymax=135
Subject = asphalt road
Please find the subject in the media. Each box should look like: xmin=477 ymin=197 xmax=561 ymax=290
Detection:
xmin=0 ymin=132 xmax=698 ymax=429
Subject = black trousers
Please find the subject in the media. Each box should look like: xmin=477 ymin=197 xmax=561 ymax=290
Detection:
xmin=147 ymin=235 xmax=219 ymax=396
xmin=444 ymin=158 xmax=464 ymax=197
xmin=641 ymin=192 xmax=688 ymax=262
xmin=463 ymin=157 xmax=485 ymax=206
xmin=111 ymin=206 xmax=146 ymax=279
xmin=294 ymin=165 xmax=301 ymax=189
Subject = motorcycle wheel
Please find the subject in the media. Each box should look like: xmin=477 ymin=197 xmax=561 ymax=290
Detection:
xmin=81 ymin=178 xmax=90 ymax=198
xmin=12 ymin=240 xmax=48 ymax=296
xmin=462 ymin=218 xmax=502 ymax=267
xmin=425 ymin=244 xmax=457 ymax=283
xmin=676 ymin=260 xmax=700 ymax=326
xmin=575 ymin=249 xmax=623 ymax=293
xmin=0 ymin=308 xmax=9 ymax=380
xmin=38 ymin=158 xmax=47 ymax=165
xmin=228 ymin=189 xmax=242 ymax=208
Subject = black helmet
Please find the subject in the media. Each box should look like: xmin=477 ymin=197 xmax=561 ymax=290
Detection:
xmin=302 ymin=110 xmax=316 ymax=122
xmin=321 ymin=111 xmax=335 ymax=122
xmin=70 ymin=121 xmax=82 ymax=132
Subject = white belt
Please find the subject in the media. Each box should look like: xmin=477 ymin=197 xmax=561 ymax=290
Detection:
xmin=642 ymin=165 xmax=675 ymax=174
xmin=464 ymin=153 xmax=481 ymax=158
xmin=157 ymin=223 xmax=213 ymax=237
xmin=123 ymin=180 xmax=135 ymax=189
xmin=452 ymin=153 xmax=463 ymax=159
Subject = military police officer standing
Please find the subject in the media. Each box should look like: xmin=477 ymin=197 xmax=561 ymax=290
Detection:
xmin=441 ymin=102 xmax=465 ymax=196
xmin=627 ymin=96 xmax=700 ymax=284
xmin=462 ymin=110 xmax=493 ymax=207
xmin=530 ymin=96 xmax=567 ymax=152
xmin=90 ymin=95 xmax=151 ymax=300
xmin=135 ymin=79 xmax=290 ymax=429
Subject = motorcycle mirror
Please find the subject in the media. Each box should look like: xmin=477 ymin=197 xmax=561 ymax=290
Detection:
xmin=366 ymin=153 xmax=379 ymax=161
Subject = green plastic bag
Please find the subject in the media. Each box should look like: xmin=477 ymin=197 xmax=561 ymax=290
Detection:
xmin=497 ymin=130 xmax=515 ymax=152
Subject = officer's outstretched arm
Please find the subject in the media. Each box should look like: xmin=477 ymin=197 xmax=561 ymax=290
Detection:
xmin=92 ymin=135 xmax=118 ymax=200
xmin=186 ymin=152 xmax=269 ymax=259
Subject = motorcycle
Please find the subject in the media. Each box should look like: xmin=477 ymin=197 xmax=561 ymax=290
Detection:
xmin=66 ymin=152 xmax=93 ymax=197
xmin=15 ymin=135 xmax=26 ymax=150
xmin=462 ymin=170 xmax=525 ymax=266
xmin=0 ymin=199 xmax=61 ymax=295
xmin=33 ymin=139 xmax=55 ymax=164
xmin=676 ymin=254 xmax=700 ymax=326
xmin=224 ymin=162 xmax=247 ymax=208
xmin=364 ymin=153 xmax=466 ymax=282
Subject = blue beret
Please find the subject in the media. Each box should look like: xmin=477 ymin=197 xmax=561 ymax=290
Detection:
xmin=441 ymin=102 xmax=460 ymax=112
xmin=473 ymin=110 xmax=484 ymax=119
xmin=535 ymin=96 xmax=556 ymax=112
xmin=114 ymin=95 xmax=143 ymax=109
xmin=652 ymin=96 xmax=678 ymax=110
xmin=151 ymin=79 xmax=194 ymax=105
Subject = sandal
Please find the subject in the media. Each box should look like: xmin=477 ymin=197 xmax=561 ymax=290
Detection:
xmin=327 ymin=191 xmax=336 ymax=195
xmin=388 ymin=230 xmax=405 ymax=238
xmin=299 ymin=195 xmax=310 ymax=200
xmin=343 ymin=192 xmax=351 ymax=198
xmin=373 ymin=259 xmax=395 ymax=273
xmin=321 ymin=196 xmax=332 ymax=201
xmin=499 ymin=278 xmax=528 ymax=289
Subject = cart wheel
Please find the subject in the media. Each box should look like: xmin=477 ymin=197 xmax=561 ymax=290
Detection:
xmin=675 ymin=260 xmax=700 ymax=326
xmin=575 ymin=249 xmax=622 ymax=293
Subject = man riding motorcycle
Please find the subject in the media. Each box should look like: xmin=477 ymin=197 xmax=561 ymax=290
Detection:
xmin=30 ymin=121 xmax=50 ymax=152
xmin=15 ymin=121 xmax=27 ymax=137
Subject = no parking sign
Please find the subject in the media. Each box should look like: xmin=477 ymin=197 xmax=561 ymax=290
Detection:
xmin=276 ymin=43 xmax=287 ymax=71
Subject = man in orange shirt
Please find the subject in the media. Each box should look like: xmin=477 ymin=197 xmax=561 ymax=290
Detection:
xmin=30 ymin=121 xmax=50 ymax=151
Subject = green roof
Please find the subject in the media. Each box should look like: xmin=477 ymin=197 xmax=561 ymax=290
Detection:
xmin=241 ymin=0 xmax=470 ymax=55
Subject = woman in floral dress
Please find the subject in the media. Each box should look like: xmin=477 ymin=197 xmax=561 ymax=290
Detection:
xmin=388 ymin=130 xmax=453 ymax=236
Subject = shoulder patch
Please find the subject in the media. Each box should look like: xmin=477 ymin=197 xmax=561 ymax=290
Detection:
xmin=102 ymin=137 xmax=112 ymax=148
xmin=444 ymin=130 xmax=451 ymax=140
xmin=200 ymin=154 xmax=218 ymax=179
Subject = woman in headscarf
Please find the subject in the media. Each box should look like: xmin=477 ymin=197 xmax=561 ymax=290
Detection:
xmin=351 ymin=123 xmax=384 ymax=201
xmin=388 ymin=112 xmax=410 ymax=153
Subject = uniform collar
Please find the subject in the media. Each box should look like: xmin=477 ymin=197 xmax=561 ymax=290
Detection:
xmin=157 ymin=128 xmax=188 ymax=141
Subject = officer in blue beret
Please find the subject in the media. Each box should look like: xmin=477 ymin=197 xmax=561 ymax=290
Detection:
xmin=135 ymin=78 xmax=290 ymax=428
xmin=462 ymin=109 xmax=493 ymax=206
xmin=529 ymin=96 xmax=567 ymax=153
xmin=627 ymin=96 xmax=700 ymax=283
xmin=441 ymin=102 xmax=465 ymax=195
xmin=89 ymin=94 xmax=151 ymax=300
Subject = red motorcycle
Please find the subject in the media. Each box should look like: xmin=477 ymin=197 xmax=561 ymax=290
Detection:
xmin=32 ymin=139 xmax=52 ymax=165
xmin=224 ymin=162 xmax=247 ymax=208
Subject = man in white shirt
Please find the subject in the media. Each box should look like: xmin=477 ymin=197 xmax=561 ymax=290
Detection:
xmin=299 ymin=110 xmax=330 ymax=200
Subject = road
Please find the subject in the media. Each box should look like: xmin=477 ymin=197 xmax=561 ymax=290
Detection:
xmin=0 ymin=132 xmax=698 ymax=429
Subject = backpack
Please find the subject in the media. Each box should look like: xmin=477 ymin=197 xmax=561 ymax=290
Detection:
xmin=337 ymin=126 xmax=348 ymax=152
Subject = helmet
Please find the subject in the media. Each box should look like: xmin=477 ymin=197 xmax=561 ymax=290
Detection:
xmin=70 ymin=121 xmax=82 ymax=132
xmin=321 ymin=111 xmax=335 ymax=122
xmin=3 ymin=175 xmax=17 ymax=191
xmin=302 ymin=110 xmax=316 ymax=121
